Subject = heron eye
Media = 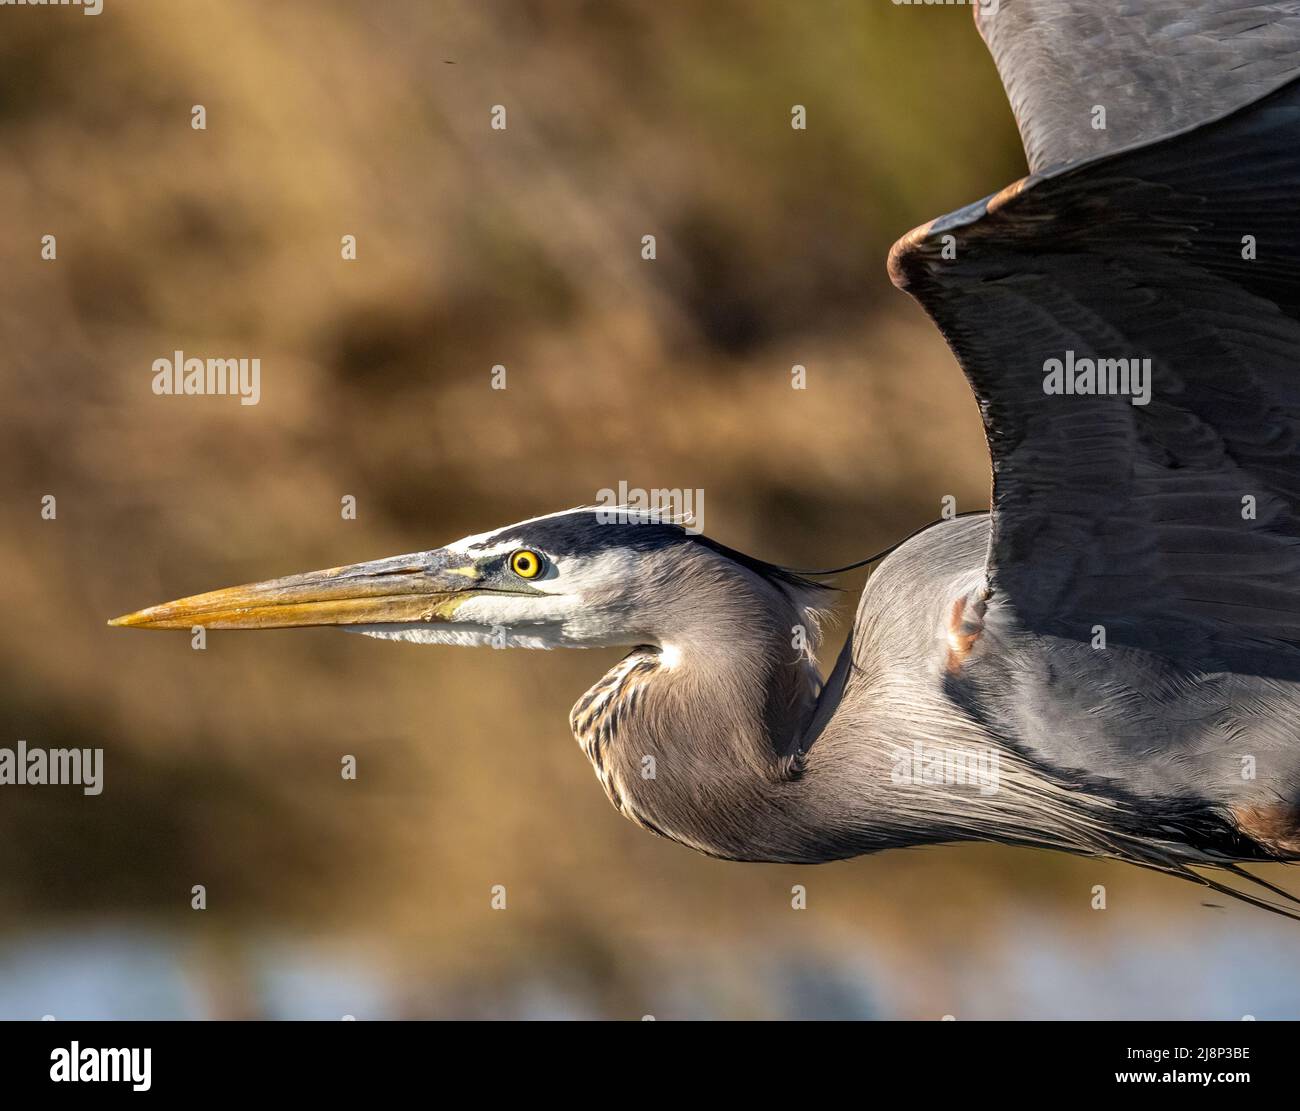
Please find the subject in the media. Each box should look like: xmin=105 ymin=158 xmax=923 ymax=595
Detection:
xmin=509 ymin=549 xmax=544 ymax=579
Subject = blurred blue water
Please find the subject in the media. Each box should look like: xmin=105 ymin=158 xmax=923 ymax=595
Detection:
xmin=1 ymin=911 xmax=1297 ymax=1019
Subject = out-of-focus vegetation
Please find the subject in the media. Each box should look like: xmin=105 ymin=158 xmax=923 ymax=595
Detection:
xmin=0 ymin=1 xmax=1289 ymax=1019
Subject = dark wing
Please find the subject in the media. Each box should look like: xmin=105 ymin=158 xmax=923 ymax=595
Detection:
xmin=975 ymin=0 xmax=1300 ymax=173
xmin=891 ymin=25 xmax=1300 ymax=667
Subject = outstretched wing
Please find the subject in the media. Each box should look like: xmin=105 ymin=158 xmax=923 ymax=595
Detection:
xmin=891 ymin=4 xmax=1300 ymax=665
xmin=975 ymin=0 xmax=1300 ymax=173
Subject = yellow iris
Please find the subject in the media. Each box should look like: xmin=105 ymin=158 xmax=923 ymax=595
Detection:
xmin=510 ymin=549 xmax=543 ymax=579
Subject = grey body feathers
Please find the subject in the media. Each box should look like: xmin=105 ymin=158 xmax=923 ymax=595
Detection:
xmin=570 ymin=516 xmax=1300 ymax=871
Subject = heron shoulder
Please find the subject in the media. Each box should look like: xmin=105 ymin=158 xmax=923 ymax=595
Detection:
xmin=852 ymin=514 xmax=991 ymax=668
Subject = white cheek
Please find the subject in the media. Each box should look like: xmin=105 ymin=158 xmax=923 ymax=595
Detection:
xmin=454 ymin=593 xmax=571 ymax=628
xmin=544 ymin=550 xmax=634 ymax=594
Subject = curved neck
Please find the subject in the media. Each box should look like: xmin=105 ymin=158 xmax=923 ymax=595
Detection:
xmin=569 ymin=579 xmax=848 ymax=862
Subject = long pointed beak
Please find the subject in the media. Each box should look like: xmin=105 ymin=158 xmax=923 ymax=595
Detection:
xmin=108 ymin=550 xmax=482 ymax=631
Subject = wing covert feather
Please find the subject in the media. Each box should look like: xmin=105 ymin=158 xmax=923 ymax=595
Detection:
xmin=890 ymin=76 xmax=1300 ymax=657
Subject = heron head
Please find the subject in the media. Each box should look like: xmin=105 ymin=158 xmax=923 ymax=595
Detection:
xmin=108 ymin=507 xmax=832 ymax=653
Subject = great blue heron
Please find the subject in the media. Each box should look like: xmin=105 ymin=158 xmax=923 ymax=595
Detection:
xmin=111 ymin=1 xmax=1300 ymax=919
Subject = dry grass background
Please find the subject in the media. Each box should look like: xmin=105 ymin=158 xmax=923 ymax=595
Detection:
xmin=0 ymin=1 xmax=1281 ymax=1018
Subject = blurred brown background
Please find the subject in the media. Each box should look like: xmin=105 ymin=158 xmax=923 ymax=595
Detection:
xmin=0 ymin=0 xmax=1295 ymax=1019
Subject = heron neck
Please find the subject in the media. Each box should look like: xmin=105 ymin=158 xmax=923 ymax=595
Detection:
xmin=570 ymin=589 xmax=849 ymax=862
